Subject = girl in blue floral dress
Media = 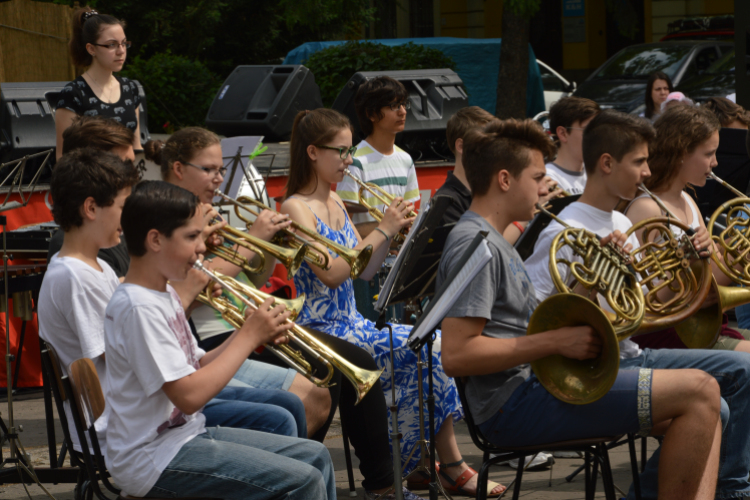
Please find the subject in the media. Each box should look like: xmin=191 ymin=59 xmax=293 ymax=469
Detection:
xmin=281 ymin=109 xmax=505 ymax=497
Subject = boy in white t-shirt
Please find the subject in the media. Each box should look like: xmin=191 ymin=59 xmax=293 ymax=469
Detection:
xmin=104 ymin=180 xmax=335 ymax=499
xmin=544 ymin=96 xmax=600 ymax=196
xmin=337 ymin=76 xmax=420 ymax=238
xmin=525 ymin=110 xmax=750 ymax=500
xmin=38 ymin=148 xmax=139 ymax=452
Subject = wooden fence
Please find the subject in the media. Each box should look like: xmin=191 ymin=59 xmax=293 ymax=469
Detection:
xmin=0 ymin=0 xmax=76 ymax=83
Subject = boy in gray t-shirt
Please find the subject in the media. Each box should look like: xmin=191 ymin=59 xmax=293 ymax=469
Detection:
xmin=438 ymin=210 xmax=536 ymax=424
xmin=437 ymin=118 xmax=725 ymax=500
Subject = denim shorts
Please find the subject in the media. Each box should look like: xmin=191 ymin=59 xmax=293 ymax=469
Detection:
xmin=226 ymin=359 xmax=297 ymax=392
xmin=478 ymin=369 xmax=653 ymax=448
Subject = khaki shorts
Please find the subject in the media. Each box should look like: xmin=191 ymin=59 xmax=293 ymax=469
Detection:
xmin=713 ymin=329 xmax=750 ymax=351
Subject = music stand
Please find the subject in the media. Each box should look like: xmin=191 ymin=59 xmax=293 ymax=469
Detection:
xmin=372 ymin=195 xmax=453 ymax=500
xmin=514 ymin=194 xmax=580 ymax=261
xmin=0 ymin=149 xmax=55 ymax=498
xmin=405 ymin=232 xmax=492 ymax=500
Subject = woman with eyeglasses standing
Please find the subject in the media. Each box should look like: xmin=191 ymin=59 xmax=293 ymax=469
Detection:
xmin=55 ymin=7 xmax=142 ymax=159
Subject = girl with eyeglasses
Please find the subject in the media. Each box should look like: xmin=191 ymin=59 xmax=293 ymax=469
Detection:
xmin=282 ymin=108 xmax=506 ymax=498
xmin=55 ymin=7 xmax=141 ymax=159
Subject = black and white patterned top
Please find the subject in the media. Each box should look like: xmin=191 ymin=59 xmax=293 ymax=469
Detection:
xmin=57 ymin=75 xmax=140 ymax=131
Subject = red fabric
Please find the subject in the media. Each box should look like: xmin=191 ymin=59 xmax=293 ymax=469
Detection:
xmin=633 ymin=314 xmax=741 ymax=351
xmin=0 ymin=193 xmax=53 ymax=388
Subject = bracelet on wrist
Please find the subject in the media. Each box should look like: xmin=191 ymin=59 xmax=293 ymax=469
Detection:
xmin=374 ymin=227 xmax=391 ymax=241
xmin=512 ymin=221 xmax=526 ymax=234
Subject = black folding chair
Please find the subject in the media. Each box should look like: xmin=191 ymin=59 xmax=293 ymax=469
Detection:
xmin=455 ymin=377 xmax=631 ymax=500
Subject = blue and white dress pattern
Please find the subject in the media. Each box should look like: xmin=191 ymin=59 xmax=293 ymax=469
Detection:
xmin=292 ymin=199 xmax=463 ymax=474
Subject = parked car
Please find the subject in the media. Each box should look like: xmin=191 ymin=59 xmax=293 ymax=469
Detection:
xmin=677 ymin=48 xmax=747 ymax=103
xmin=660 ymin=15 xmax=733 ymax=42
xmin=538 ymin=60 xmax=576 ymax=110
xmin=573 ymin=41 xmax=732 ymax=114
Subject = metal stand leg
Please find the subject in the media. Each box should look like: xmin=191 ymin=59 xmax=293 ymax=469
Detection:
xmin=341 ymin=422 xmax=357 ymax=497
xmin=400 ymin=345 xmax=452 ymax=500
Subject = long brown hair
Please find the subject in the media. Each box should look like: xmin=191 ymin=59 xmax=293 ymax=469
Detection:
xmin=645 ymin=105 xmax=720 ymax=192
xmin=285 ymin=109 xmax=353 ymax=199
xmin=144 ymin=127 xmax=220 ymax=180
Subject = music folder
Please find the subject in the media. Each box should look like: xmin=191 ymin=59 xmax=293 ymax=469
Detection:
xmin=407 ymin=231 xmax=492 ymax=352
xmin=374 ymin=195 xmax=454 ymax=314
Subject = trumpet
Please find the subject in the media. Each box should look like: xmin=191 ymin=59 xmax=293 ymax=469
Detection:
xmin=342 ymin=168 xmax=417 ymax=243
xmin=214 ymin=189 xmax=373 ymax=280
xmin=208 ymin=222 xmax=307 ymax=280
xmin=193 ymin=261 xmax=383 ymax=404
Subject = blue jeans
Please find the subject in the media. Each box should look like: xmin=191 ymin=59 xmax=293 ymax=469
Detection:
xmin=478 ymin=370 xmax=652 ymax=447
xmin=146 ymin=426 xmax=335 ymax=500
xmin=620 ymin=348 xmax=750 ymax=500
xmin=204 ymin=386 xmax=307 ymax=438
xmin=736 ymin=302 xmax=750 ymax=330
xmin=227 ymin=359 xmax=298 ymax=391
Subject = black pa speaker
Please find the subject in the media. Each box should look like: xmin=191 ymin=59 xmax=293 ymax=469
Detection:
xmin=0 ymin=82 xmax=64 ymax=163
xmin=205 ymin=65 xmax=323 ymax=141
xmin=0 ymin=79 xmax=151 ymax=166
xmin=331 ymin=69 xmax=469 ymax=162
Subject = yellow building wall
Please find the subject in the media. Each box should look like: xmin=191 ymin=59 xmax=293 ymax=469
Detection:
xmin=562 ymin=0 xmax=607 ymax=71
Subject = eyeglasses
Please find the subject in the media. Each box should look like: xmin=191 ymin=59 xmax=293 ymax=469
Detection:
xmin=185 ymin=162 xmax=227 ymax=178
xmin=315 ymin=145 xmax=357 ymax=160
xmin=387 ymin=100 xmax=411 ymax=111
xmin=94 ymin=41 xmax=132 ymax=50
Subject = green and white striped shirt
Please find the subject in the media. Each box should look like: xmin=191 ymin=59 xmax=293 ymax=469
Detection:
xmin=336 ymin=140 xmax=420 ymax=225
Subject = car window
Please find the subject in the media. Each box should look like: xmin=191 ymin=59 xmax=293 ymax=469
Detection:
xmin=704 ymin=49 xmax=735 ymax=75
xmin=682 ymin=47 xmax=720 ymax=80
xmin=593 ymin=45 xmax=694 ymax=80
xmin=539 ymin=65 xmax=566 ymax=92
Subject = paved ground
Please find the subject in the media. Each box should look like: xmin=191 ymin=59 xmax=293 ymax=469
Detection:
xmin=0 ymin=390 xmax=651 ymax=500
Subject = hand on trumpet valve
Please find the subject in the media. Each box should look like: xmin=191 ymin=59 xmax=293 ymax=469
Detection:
xmin=202 ymin=203 xmax=226 ymax=247
xmin=556 ymin=325 xmax=602 ymax=360
xmin=247 ymin=209 xmax=293 ymax=241
xmin=689 ymin=226 xmax=712 ymax=258
xmin=240 ymin=296 xmax=294 ymax=346
xmin=380 ymin=196 xmax=416 ymax=235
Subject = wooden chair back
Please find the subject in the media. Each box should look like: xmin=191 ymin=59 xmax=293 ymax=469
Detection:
xmin=69 ymin=358 xmax=106 ymax=423
xmin=43 ymin=342 xmax=68 ymax=402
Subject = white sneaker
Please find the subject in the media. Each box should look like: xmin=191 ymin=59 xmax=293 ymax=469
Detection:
xmin=492 ymin=451 xmax=554 ymax=471
xmin=552 ymin=450 xmax=583 ymax=458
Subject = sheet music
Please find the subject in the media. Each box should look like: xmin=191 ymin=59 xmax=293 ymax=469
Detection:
xmin=374 ymin=201 xmax=429 ymax=313
xmin=408 ymin=239 xmax=492 ymax=346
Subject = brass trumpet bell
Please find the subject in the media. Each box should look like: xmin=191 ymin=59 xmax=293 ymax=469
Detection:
xmin=194 ymin=263 xmax=383 ymax=404
xmin=528 ymin=294 xmax=621 ymax=405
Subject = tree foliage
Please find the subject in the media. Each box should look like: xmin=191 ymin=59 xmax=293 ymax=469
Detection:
xmin=305 ymin=41 xmax=456 ymax=106
xmin=46 ymin=0 xmax=380 ymax=126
